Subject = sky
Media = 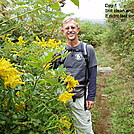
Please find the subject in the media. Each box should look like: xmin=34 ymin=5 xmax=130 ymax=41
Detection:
xmin=61 ymin=0 xmax=112 ymax=20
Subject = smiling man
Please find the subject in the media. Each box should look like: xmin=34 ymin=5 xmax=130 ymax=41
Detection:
xmin=61 ymin=17 xmax=98 ymax=134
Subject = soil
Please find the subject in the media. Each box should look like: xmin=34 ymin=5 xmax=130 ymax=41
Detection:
xmin=93 ymin=73 xmax=113 ymax=134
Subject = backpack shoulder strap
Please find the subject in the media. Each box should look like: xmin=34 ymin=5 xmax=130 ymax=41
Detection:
xmin=81 ymin=42 xmax=89 ymax=111
xmin=81 ymin=42 xmax=88 ymax=57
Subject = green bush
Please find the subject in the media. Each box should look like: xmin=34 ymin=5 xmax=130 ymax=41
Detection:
xmin=79 ymin=21 xmax=105 ymax=47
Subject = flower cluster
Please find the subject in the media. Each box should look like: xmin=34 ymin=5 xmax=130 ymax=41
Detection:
xmin=64 ymin=75 xmax=79 ymax=91
xmin=17 ymin=36 xmax=25 ymax=45
xmin=0 ymin=58 xmax=25 ymax=88
xmin=58 ymin=75 xmax=79 ymax=103
xmin=58 ymin=91 xmax=76 ymax=103
xmin=58 ymin=116 xmax=71 ymax=129
xmin=15 ymin=101 xmax=25 ymax=111
xmin=32 ymin=36 xmax=62 ymax=49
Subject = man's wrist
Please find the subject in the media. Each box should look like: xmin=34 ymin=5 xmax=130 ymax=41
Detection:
xmin=86 ymin=96 xmax=95 ymax=101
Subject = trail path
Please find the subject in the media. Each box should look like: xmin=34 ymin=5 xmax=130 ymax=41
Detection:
xmin=93 ymin=67 xmax=114 ymax=134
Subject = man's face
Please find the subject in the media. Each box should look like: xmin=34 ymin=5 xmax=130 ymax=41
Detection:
xmin=61 ymin=20 xmax=80 ymax=41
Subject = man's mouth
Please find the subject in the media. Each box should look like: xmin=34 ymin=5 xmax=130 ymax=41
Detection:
xmin=67 ymin=32 xmax=75 ymax=36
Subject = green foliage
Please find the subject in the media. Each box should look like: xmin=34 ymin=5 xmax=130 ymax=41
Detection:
xmin=0 ymin=0 xmax=81 ymax=133
xmin=70 ymin=0 xmax=79 ymax=7
xmin=0 ymin=0 xmax=133 ymax=133
xmin=104 ymin=0 xmax=134 ymax=72
xmin=94 ymin=46 xmax=133 ymax=134
xmin=0 ymin=0 xmax=68 ymax=41
xmin=0 ymin=35 xmax=76 ymax=133
xmin=79 ymin=21 xmax=105 ymax=47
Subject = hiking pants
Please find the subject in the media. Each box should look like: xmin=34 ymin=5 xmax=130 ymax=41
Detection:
xmin=69 ymin=95 xmax=94 ymax=134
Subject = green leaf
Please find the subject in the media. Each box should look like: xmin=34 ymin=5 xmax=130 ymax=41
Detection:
xmin=50 ymin=2 xmax=60 ymax=11
xmin=70 ymin=0 xmax=79 ymax=7
xmin=45 ymin=77 xmax=58 ymax=85
xmin=36 ymin=0 xmax=44 ymax=6
xmin=25 ymin=61 xmax=41 ymax=69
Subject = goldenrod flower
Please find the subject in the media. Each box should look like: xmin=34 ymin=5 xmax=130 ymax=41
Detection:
xmin=36 ymin=36 xmax=40 ymax=41
xmin=58 ymin=116 xmax=71 ymax=129
xmin=15 ymin=101 xmax=25 ymax=111
xmin=32 ymin=38 xmax=62 ymax=49
xmin=3 ymin=75 xmax=25 ymax=89
xmin=24 ymin=89 xmax=27 ymax=92
xmin=10 ymin=51 xmax=19 ymax=54
xmin=16 ymin=91 xmax=20 ymax=97
xmin=6 ymin=34 xmax=11 ymax=37
xmin=0 ymin=58 xmax=25 ymax=88
xmin=20 ymin=101 xmax=25 ymax=107
xmin=64 ymin=75 xmax=79 ymax=89
xmin=1 ymin=36 xmax=7 ymax=40
xmin=43 ymin=63 xmax=52 ymax=70
xmin=18 ymin=36 xmax=24 ymax=45
xmin=8 ymin=38 xmax=15 ymax=45
xmin=58 ymin=91 xmax=76 ymax=103
xmin=0 ymin=14 xmax=4 ymax=17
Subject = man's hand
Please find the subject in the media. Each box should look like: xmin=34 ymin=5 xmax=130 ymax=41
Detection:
xmin=86 ymin=100 xmax=95 ymax=110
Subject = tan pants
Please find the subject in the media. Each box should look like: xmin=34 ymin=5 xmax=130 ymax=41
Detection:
xmin=69 ymin=96 xmax=94 ymax=134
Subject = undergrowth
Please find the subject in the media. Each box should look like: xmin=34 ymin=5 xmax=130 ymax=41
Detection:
xmin=92 ymin=45 xmax=134 ymax=134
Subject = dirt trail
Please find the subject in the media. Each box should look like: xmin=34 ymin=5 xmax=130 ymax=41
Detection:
xmin=93 ymin=73 xmax=113 ymax=134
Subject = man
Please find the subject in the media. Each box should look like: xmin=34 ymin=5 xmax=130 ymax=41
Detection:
xmin=61 ymin=17 xmax=97 ymax=134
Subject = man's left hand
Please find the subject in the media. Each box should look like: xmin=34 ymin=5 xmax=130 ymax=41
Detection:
xmin=86 ymin=100 xmax=95 ymax=110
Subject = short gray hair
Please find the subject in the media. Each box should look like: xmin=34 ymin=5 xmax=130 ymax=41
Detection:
xmin=62 ymin=17 xmax=78 ymax=27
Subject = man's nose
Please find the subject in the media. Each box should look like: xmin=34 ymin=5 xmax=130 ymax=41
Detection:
xmin=68 ymin=27 xmax=73 ymax=31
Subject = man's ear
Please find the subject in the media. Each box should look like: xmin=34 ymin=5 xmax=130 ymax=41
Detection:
xmin=77 ymin=27 xmax=81 ymax=34
xmin=61 ymin=29 xmax=64 ymax=34
xmin=78 ymin=27 xmax=80 ymax=31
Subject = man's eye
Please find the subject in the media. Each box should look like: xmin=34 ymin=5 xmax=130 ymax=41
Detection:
xmin=71 ymin=27 xmax=75 ymax=29
xmin=65 ymin=26 xmax=76 ymax=30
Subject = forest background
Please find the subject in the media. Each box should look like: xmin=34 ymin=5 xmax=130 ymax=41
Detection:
xmin=0 ymin=0 xmax=133 ymax=134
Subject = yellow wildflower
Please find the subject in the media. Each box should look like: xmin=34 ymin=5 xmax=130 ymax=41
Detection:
xmin=8 ymin=38 xmax=15 ymax=45
xmin=64 ymin=75 xmax=79 ymax=89
xmin=44 ymin=63 xmax=52 ymax=70
xmin=57 ymin=40 xmax=62 ymax=45
xmin=20 ymin=101 xmax=25 ymax=108
xmin=36 ymin=36 xmax=40 ymax=41
xmin=6 ymin=34 xmax=11 ymax=37
xmin=0 ymin=58 xmax=25 ymax=88
xmin=3 ymin=75 xmax=25 ymax=88
xmin=15 ymin=101 xmax=25 ymax=111
xmin=32 ymin=38 xmax=62 ymax=48
xmin=24 ymin=89 xmax=27 ymax=92
xmin=1 ymin=36 xmax=7 ymax=40
xmin=22 ymin=47 xmax=28 ymax=52
xmin=10 ymin=51 xmax=19 ymax=54
xmin=58 ymin=91 xmax=76 ymax=103
xmin=16 ymin=91 xmax=20 ymax=97
xmin=32 ymin=41 xmax=38 ymax=44
xmin=18 ymin=36 xmax=24 ymax=45
xmin=0 ymin=14 xmax=4 ymax=17
xmin=58 ymin=116 xmax=71 ymax=129
xmin=48 ymin=39 xmax=59 ymax=49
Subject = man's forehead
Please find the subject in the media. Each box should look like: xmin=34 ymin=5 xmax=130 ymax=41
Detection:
xmin=63 ymin=20 xmax=77 ymax=27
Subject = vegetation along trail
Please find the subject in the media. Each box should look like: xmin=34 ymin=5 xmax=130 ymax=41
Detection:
xmin=92 ymin=45 xmax=134 ymax=134
xmin=0 ymin=0 xmax=133 ymax=133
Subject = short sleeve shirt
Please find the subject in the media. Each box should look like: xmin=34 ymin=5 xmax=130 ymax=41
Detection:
xmin=64 ymin=42 xmax=97 ymax=83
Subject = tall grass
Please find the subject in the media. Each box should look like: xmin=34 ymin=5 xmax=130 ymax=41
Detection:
xmin=92 ymin=45 xmax=133 ymax=134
